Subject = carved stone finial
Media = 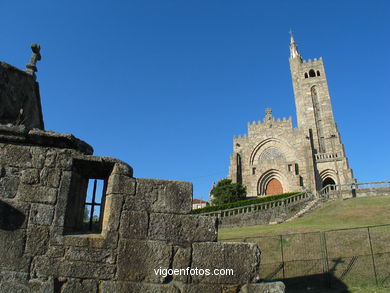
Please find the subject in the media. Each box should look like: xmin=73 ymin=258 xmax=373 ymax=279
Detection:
xmin=25 ymin=43 xmax=41 ymax=79
xmin=264 ymin=108 xmax=274 ymax=126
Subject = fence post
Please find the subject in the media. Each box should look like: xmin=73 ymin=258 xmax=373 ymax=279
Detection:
xmin=280 ymin=235 xmax=285 ymax=279
xmin=320 ymin=231 xmax=331 ymax=288
xmin=367 ymin=227 xmax=378 ymax=286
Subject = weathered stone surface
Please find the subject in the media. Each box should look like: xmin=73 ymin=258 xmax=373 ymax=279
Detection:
xmin=102 ymin=194 xmax=124 ymax=232
xmin=31 ymin=256 xmax=60 ymax=278
xmin=0 ymin=277 xmax=53 ymax=293
xmin=124 ymin=178 xmax=192 ymax=214
xmin=117 ymin=239 xmax=172 ymax=283
xmin=0 ymin=273 xmax=55 ymax=293
xmin=182 ymin=284 xmax=222 ymax=293
xmin=29 ymin=203 xmax=54 ymax=226
xmin=52 ymin=171 xmax=72 ymax=227
xmin=107 ymin=174 xmax=136 ymax=195
xmin=46 ymin=245 xmax=65 ymax=258
xmin=0 ymin=229 xmax=30 ymax=272
xmin=55 ymin=149 xmax=74 ymax=170
xmin=40 ymin=167 xmax=61 ymax=188
xmin=25 ymin=225 xmax=50 ymax=255
xmin=0 ymin=61 xmax=43 ymax=130
xmin=65 ymin=247 xmax=116 ymax=264
xmin=111 ymin=161 xmax=133 ymax=176
xmin=44 ymin=149 xmax=57 ymax=167
xmin=62 ymin=232 xmax=118 ymax=250
xmin=21 ymin=168 xmax=39 ymax=184
xmin=28 ymin=278 xmax=54 ymax=293
xmin=240 ymin=282 xmax=285 ymax=293
xmin=31 ymin=147 xmax=46 ymax=169
xmin=32 ymin=256 xmax=115 ymax=279
xmin=0 ymin=270 xmax=29 ymax=282
xmin=148 ymin=213 xmax=217 ymax=245
xmin=17 ymin=184 xmax=57 ymax=204
xmin=172 ymin=246 xmax=192 ymax=282
xmin=2 ymin=145 xmax=33 ymax=168
xmin=59 ymin=278 xmax=98 ymax=293
xmin=100 ymin=282 xmax=181 ymax=293
xmin=191 ymin=242 xmax=261 ymax=284
xmin=0 ymin=281 xmax=29 ymax=293
xmin=119 ymin=210 xmax=148 ymax=239
xmin=0 ymin=167 xmax=20 ymax=198
xmin=65 ymin=260 xmax=114 ymax=279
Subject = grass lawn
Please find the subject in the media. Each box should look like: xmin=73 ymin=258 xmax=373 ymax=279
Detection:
xmin=218 ymin=196 xmax=390 ymax=240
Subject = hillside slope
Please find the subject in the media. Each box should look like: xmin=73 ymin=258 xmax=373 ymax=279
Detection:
xmin=218 ymin=196 xmax=390 ymax=240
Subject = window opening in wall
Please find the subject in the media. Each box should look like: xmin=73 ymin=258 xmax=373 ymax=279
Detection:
xmin=304 ymin=72 xmax=308 ymax=78
xmin=84 ymin=179 xmax=105 ymax=232
xmin=64 ymin=159 xmax=114 ymax=234
xmin=295 ymin=163 xmax=299 ymax=175
xmin=288 ymin=164 xmax=293 ymax=172
xmin=317 ymin=70 xmax=320 ymax=76
xmin=309 ymin=69 xmax=316 ymax=77
xmin=252 ymin=168 xmax=256 ymax=175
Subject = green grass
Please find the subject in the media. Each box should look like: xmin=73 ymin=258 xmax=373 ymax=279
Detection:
xmin=288 ymin=286 xmax=390 ymax=293
xmin=349 ymin=286 xmax=390 ymax=293
xmin=218 ymin=196 xmax=390 ymax=292
xmin=218 ymin=196 xmax=390 ymax=240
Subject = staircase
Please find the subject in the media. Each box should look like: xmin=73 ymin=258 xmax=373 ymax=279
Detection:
xmin=285 ymin=198 xmax=321 ymax=222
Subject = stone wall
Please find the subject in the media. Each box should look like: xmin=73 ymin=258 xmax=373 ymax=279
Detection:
xmin=217 ymin=199 xmax=311 ymax=229
xmin=0 ymin=127 xmax=284 ymax=293
xmin=0 ymin=62 xmax=44 ymax=130
xmin=325 ymin=187 xmax=390 ymax=200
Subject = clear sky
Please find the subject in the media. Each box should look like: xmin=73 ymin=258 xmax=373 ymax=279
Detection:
xmin=1 ymin=1 xmax=389 ymax=201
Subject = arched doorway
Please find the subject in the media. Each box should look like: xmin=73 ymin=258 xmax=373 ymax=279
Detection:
xmin=265 ymin=178 xmax=283 ymax=195
xmin=322 ymin=177 xmax=336 ymax=191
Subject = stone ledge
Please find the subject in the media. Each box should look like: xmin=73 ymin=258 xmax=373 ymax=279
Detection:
xmin=0 ymin=126 xmax=93 ymax=155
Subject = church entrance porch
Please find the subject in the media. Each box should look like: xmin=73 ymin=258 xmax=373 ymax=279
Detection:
xmin=265 ymin=178 xmax=283 ymax=195
xmin=322 ymin=177 xmax=336 ymax=189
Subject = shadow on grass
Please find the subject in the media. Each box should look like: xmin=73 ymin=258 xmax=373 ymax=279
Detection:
xmin=266 ymin=258 xmax=351 ymax=293
xmin=283 ymin=273 xmax=350 ymax=293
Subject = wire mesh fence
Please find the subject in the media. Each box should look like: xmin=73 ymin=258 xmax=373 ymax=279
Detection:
xmin=221 ymin=224 xmax=390 ymax=290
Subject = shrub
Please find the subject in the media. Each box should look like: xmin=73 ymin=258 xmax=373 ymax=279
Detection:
xmin=210 ymin=179 xmax=247 ymax=205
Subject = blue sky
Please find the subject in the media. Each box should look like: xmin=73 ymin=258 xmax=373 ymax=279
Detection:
xmin=1 ymin=1 xmax=389 ymax=201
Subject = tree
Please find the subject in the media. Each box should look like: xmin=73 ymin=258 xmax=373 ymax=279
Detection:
xmin=211 ymin=179 xmax=246 ymax=205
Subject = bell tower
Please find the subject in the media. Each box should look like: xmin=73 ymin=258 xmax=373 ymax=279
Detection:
xmin=289 ymin=35 xmax=354 ymax=187
xmin=289 ymin=35 xmax=339 ymax=154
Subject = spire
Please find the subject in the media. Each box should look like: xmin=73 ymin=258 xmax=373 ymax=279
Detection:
xmin=289 ymin=30 xmax=301 ymax=60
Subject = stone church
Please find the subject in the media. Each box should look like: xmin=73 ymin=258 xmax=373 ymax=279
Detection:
xmin=229 ymin=36 xmax=355 ymax=197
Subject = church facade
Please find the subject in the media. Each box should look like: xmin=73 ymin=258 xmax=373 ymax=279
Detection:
xmin=229 ymin=37 xmax=355 ymax=197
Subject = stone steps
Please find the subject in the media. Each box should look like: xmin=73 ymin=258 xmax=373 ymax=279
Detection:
xmin=285 ymin=198 xmax=321 ymax=222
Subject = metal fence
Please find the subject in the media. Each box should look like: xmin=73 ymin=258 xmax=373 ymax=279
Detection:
xmin=221 ymin=224 xmax=390 ymax=290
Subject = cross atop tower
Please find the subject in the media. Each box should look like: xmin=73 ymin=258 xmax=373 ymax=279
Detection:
xmin=289 ymin=32 xmax=301 ymax=59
